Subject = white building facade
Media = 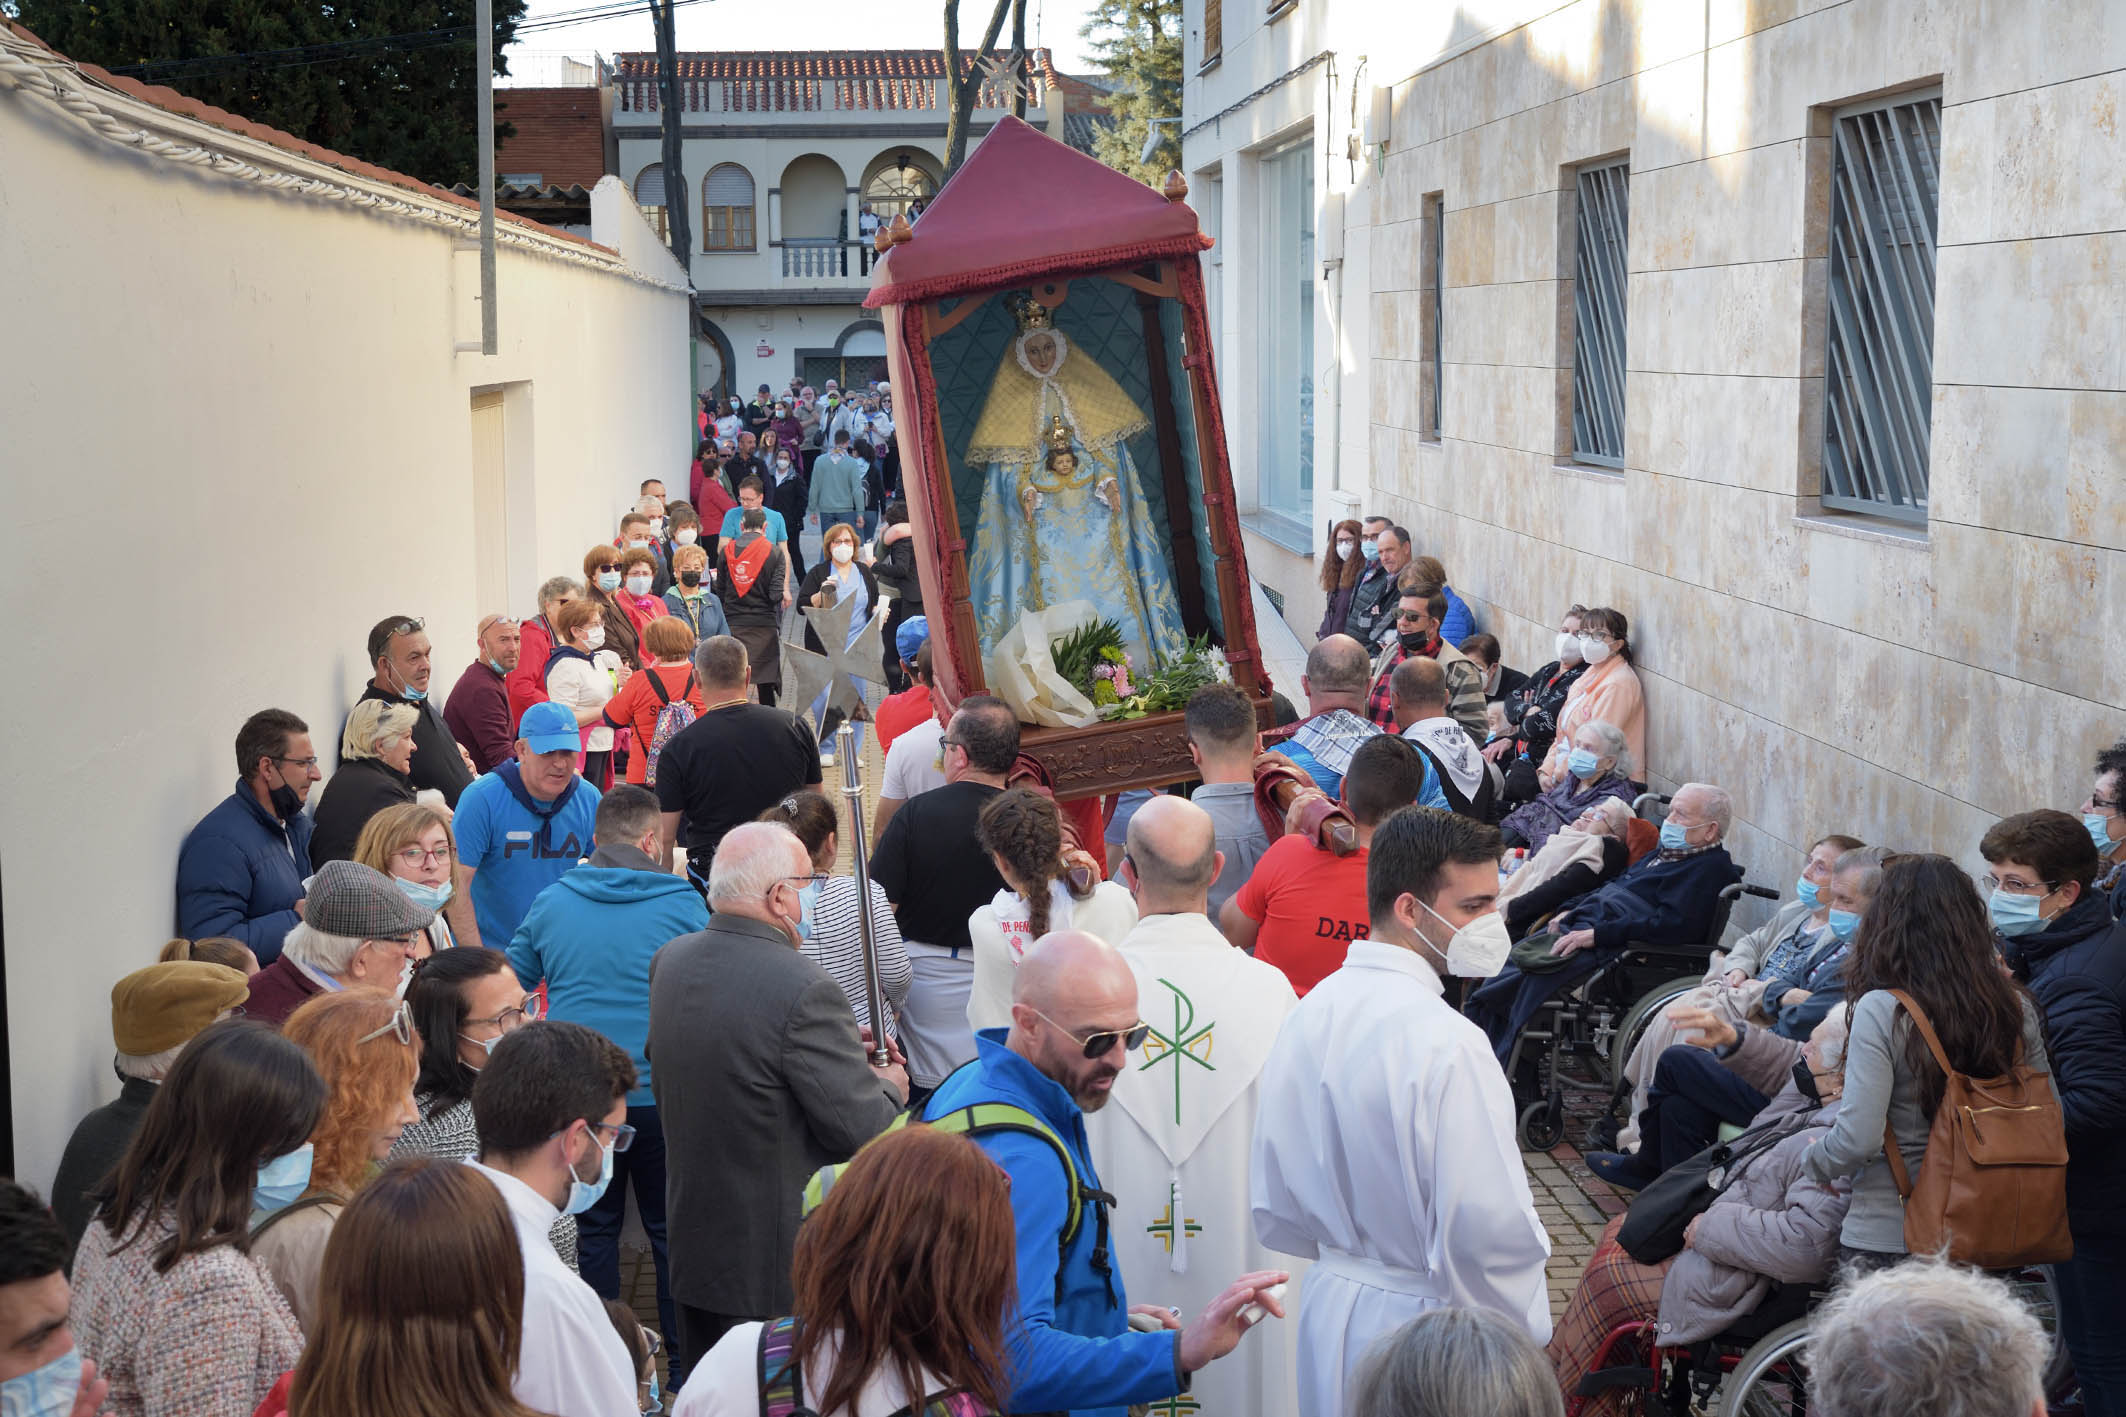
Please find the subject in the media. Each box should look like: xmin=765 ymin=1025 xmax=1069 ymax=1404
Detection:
xmin=1187 ymin=0 xmax=2126 ymax=898
xmin=614 ymin=51 xmax=1107 ymax=401
xmin=1 ymin=21 xmax=691 ymax=1182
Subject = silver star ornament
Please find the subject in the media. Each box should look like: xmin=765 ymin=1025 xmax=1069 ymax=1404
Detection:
xmin=783 ymin=591 xmax=892 ymax=726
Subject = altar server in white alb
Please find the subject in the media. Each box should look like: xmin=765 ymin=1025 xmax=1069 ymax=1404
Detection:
xmin=1084 ymin=796 xmax=1305 ymax=1417
xmin=1251 ymin=806 xmax=1551 ymax=1417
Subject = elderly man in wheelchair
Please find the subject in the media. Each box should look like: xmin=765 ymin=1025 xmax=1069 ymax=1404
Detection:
xmin=1547 ymin=1012 xmax=1854 ymax=1416
xmin=1465 ymin=782 xmax=1744 ymax=1067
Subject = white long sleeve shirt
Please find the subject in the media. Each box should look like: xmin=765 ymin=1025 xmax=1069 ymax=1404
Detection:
xmin=1250 ymin=940 xmax=1551 ymax=1417
xmin=467 ymin=1162 xmax=639 ymax=1417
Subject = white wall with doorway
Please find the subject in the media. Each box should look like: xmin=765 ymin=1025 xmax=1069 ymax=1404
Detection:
xmin=700 ymin=304 xmax=884 ymax=403
xmin=0 ymin=71 xmax=690 ymax=1184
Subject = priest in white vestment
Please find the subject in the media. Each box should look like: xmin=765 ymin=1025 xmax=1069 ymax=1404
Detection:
xmin=1251 ymin=806 xmax=1551 ymax=1417
xmin=1085 ymin=796 xmax=1305 ymax=1417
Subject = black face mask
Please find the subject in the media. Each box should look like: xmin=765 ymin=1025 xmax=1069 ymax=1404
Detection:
xmin=1399 ymin=629 xmax=1434 ymax=655
xmin=1792 ymin=1059 xmax=1823 ymax=1104
xmin=679 ymin=570 xmax=703 ymax=588
xmin=268 ymin=780 xmax=303 ymax=821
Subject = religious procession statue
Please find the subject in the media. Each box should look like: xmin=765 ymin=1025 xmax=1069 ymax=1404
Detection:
xmin=964 ymin=296 xmax=1188 ymax=670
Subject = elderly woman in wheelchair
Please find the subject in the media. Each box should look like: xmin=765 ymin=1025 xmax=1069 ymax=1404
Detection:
xmin=1548 ymin=1013 xmax=1854 ymax=1415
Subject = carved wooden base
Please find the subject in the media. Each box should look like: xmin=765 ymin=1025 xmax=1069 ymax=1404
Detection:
xmin=1020 ymin=695 xmax=1277 ymax=802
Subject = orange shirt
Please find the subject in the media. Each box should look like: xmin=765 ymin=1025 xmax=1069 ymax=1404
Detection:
xmin=873 ymin=685 xmax=936 ymax=757
xmin=1232 ymin=836 xmax=1371 ymax=996
xmin=601 ymin=662 xmax=708 ymax=783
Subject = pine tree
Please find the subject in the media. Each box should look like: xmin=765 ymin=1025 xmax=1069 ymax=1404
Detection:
xmin=11 ymin=0 xmax=526 ymax=189
xmin=1080 ymin=0 xmax=1181 ymax=186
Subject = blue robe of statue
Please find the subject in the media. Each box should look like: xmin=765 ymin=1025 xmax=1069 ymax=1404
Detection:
xmin=964 ymin=327 xmax=1187 ymax=669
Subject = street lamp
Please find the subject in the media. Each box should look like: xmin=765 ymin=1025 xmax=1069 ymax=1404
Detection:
xmin=1141 ymin=116 xmax=1182 ymax=166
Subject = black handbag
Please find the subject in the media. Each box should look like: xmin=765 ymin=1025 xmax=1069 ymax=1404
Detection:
xmin=1615 ymin=1113 xmax=1801 ymax=1264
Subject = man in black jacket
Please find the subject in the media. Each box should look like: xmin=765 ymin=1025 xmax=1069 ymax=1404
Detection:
xmin=1343 ymin=523 xmax=1410 ymax=649
xmin=1986 ymin=809 xmax=2126 ymax=1413
xmin=348 ymin=614 xmax=477 ymax=806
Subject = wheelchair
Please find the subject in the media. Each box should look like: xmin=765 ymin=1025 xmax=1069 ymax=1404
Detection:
xmin=1504 ymin=791 xmax=1779 ymax=1150
xmin=1569 ymin=1265 xmax=2076 ymax=1416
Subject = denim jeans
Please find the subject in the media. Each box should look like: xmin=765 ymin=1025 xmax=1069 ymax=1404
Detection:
xmin=575 ymin=1103 xmax=682 ymax=1379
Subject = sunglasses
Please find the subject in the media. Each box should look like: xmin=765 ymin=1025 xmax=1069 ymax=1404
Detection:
xmin=357 ymin=1001 xmax=416 ymax=1047
xmin=593 ymin=562 xmax=621 ymax=573
xmin=1030 ymin=1007 xmax=1150 ymax=1059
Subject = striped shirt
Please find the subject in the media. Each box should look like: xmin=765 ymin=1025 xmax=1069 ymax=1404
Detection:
xmin=801 ymin=876 xmax=912 ymax=1037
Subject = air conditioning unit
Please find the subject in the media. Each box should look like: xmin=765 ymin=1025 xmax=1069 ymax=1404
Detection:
xmin=1363 ymin=81 xmax=1391 ymax=150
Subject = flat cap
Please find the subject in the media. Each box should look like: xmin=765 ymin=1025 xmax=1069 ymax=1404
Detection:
xmin=304 ymin=859 xmax=436 ymax=940
xmin=111 ymin=962 xmax=250 ymax=1055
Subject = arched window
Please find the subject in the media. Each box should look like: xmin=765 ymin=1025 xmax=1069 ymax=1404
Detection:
xmin=862 ymin=154 xmax=937 ymax=224
xmin=702 ymin=163 xmax=756 ymax=251
xmin=632 ymin=163 xmax=679 ymax=241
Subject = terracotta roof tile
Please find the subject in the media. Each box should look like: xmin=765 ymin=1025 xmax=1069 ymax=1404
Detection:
xmin=4 ymin=18 xmax=613 ymax=255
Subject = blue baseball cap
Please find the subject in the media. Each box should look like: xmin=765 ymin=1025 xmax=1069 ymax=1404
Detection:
xmin=895 ymin=615 xmax=930 ymax=666
xmin=518 ymin=700 xmax=583 ymax=755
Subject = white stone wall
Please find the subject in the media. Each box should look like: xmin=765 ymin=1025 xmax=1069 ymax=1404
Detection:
xmin=1364 ymin=0 xmax=2126 ymax=897
xmin=0 ymin=93 xmax=690 ymax=1181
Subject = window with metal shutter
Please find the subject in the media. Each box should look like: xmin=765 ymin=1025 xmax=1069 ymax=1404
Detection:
xmin=1569 ymin=159 xmax=1629 ymax=467
xmin=702 ymin=164 xmax=756 ymax=251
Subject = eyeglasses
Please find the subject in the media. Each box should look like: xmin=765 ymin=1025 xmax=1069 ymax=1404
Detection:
xmin=465 ymin=994 xmax=544 ymax=1031
xmin=593 ymin=561 xmax=621 ymax=573
xmin=1981 ymin=873 xmax=2056 ymax=896
xmin=382 ymin=617 xmax=425 ymax=639
xmin=271 ymin=755 xmax=321 ymax=771
xmin=1394 ymin=611 xmax=1432 ymax=625
xmin=941 ymin=736 xmax=967 ymax=751
xmin=357 ymin=1001 xmax=416 ymax=1047
xmin=395 ymin=844 xmax=452 ymax=868
xmin=2088 ymin=796 xmax=2122 ymax=814
xmin=1029 ymin=1007 xmax=1150 ymax=1059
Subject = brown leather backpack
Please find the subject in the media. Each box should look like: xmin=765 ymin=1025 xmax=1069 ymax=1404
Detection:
xmin=1881 ymin=989 xmax=2072 ymax=1268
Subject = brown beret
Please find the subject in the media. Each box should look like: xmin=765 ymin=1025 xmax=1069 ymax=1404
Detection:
xmin=111 ymin=962 xmax=250 ymax=1055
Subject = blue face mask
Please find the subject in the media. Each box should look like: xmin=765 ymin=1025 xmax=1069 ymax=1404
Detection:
xmin=1795 ymin=876 xmax=1821 ymax=910
xmin=642 ymin=1370 xmax=662 ymax=1417
xmin=597 ymin=571 xmax=623 ymax=593
xmin=486 ymin=657 xmax=507 ymax=675
xmin=2086 ymin=813 xmax=2122 ymax=854
xmin=796 ymin=881 xmax=820 ymax=944
xmin=1988 ymin=887 xmax=2051 ymax=938
xmin=1361 ymin=538 xmax=1380 ymax=561
xmin=254 ymin=1143 xmax=314 ymax=1215
xmin=1826 ymin=908 xmax=1861 ymax=942
xmin=564 ymin=1132 xmax=615 ymax=1215
xmin=395 ymin=876 xmax=452 ymax=911
xmin=1 ymin=1346 xmax=83 ymax=1417
xmin=1659 ymin=820 xmax=1694 ymax=852
xmin=1565 ymin=748 xmax=1601 ymax=780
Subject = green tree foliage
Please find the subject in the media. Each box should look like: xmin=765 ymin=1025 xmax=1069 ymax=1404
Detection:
xmin=10 ymin=0 xmax=525 ymax=188
xmin=1079 ymin=0 xmax=1180 ymax=185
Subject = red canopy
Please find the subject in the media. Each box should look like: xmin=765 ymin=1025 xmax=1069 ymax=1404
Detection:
xmin=864 ymin=115 xmax=1211 ymax=308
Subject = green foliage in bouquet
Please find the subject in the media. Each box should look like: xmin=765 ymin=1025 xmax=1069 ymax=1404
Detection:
xmin=1050 ymin=618 xmax=1128 ymax=705
xmin=1102 ymin=635 xmax=1226 ymax=721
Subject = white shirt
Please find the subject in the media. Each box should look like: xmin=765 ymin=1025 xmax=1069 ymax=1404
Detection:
xmin=467 ymin=1162 xmax=640 ymax=1417
xmin=678 ymin=1323 xmax=945 ymax=1417
xmin=880 ymin=717 xmax=947 ymax=801
xmin=964 ymin=880 xmax=1140 ymax=1031
xmin=1250 ymin=940 xmax=1551 ymax=1417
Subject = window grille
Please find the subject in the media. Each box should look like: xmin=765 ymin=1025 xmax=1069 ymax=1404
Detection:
xmin=1822 ymin=93 xmax=1941 ymax=522
xmin=1428 ymin=194 xmax=1444 ymax=438
xmin=1570 ymin=160 xmax=1629 ymax=466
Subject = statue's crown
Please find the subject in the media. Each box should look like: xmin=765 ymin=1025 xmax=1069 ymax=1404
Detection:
xmin=1045 ymin=416 xmax=1074 ymax=454
xmin=1011 ymin=294 xmax=1056 ymax=331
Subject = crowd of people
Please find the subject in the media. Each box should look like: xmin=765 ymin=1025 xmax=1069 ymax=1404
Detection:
xmin=6 ymin=480 xmax=2123 ymax=1417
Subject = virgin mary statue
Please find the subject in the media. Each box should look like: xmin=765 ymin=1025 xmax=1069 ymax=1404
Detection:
xmin=964 ymin=297 xmax=1188 ymax=668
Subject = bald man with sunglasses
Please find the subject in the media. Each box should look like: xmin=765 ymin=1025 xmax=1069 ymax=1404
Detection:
xmin=920 ymin=930 xmax=1288 ymax=1417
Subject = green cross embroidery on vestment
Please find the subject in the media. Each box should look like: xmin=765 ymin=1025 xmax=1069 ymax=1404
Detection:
xmin=1144 ymin=1396 xmax=1201 ymax=1417
xmin=1146 ymin=1181 xmax=1203 ymax=1255
xmin=1137 ymin=977 xmax=1216 ymax=1125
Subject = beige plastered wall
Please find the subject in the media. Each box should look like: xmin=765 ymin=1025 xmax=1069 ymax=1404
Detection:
xmin=1 ymin=94 xmax=692 ymax=1182
xmin=1366 ymin=0 xmax=2126 ymax=904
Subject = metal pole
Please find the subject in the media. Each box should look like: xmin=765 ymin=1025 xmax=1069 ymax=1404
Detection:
xmin=477 ymin=0 xmax=497 ymax=355
xmin=837 ymin=720 xmax=890 ymax=1066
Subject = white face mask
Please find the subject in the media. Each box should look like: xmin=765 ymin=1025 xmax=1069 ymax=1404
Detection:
xmin=1579 ymin=635 xmax=1614 ymax=665
xmin=1414 ymin=899 xmax=1512 ymax=977
xmin=830 ymin=542 xmax=855 ymax=565
xmin=1556 ymin=631 xmax=1582 ymax=664
xmin=1336 ymin=540 xmax=1356 ymax=560
xmin=584 ymin=626 xmax=606 ymax=650
xmin=625 ymin=573 xmax=653 ymax=596
xmin=674 ymin=528 xmax=699 ymax=545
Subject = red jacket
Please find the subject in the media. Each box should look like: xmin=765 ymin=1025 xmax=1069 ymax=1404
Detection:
xmin=507 ymin=615 xmax=558 ymax=732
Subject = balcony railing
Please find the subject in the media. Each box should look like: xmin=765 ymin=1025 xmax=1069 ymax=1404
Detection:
xmin=618 ymin=72 xmax=1042 ymax=116
xmin=779 ymin=238 xmax=877 ymax=280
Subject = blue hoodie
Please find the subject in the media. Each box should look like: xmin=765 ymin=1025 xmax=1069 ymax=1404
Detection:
xmin=923 ymin=1030 xmax=1185 ymax=1417
xmin=506 ymin=843 xmax=706 ymax=1103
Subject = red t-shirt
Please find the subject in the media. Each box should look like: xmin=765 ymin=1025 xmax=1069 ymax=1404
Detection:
xmin=873 ymin=685 xmax=935 ymax=756
xmin=1232 ymin=836 xmax=1371 ymax=996
xmin=602 ymin=662 xmax=708 ymax=783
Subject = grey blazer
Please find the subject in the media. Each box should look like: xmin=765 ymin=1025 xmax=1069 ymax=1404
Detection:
xmin=648 ymin=913 xmax=903 ymax=1316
